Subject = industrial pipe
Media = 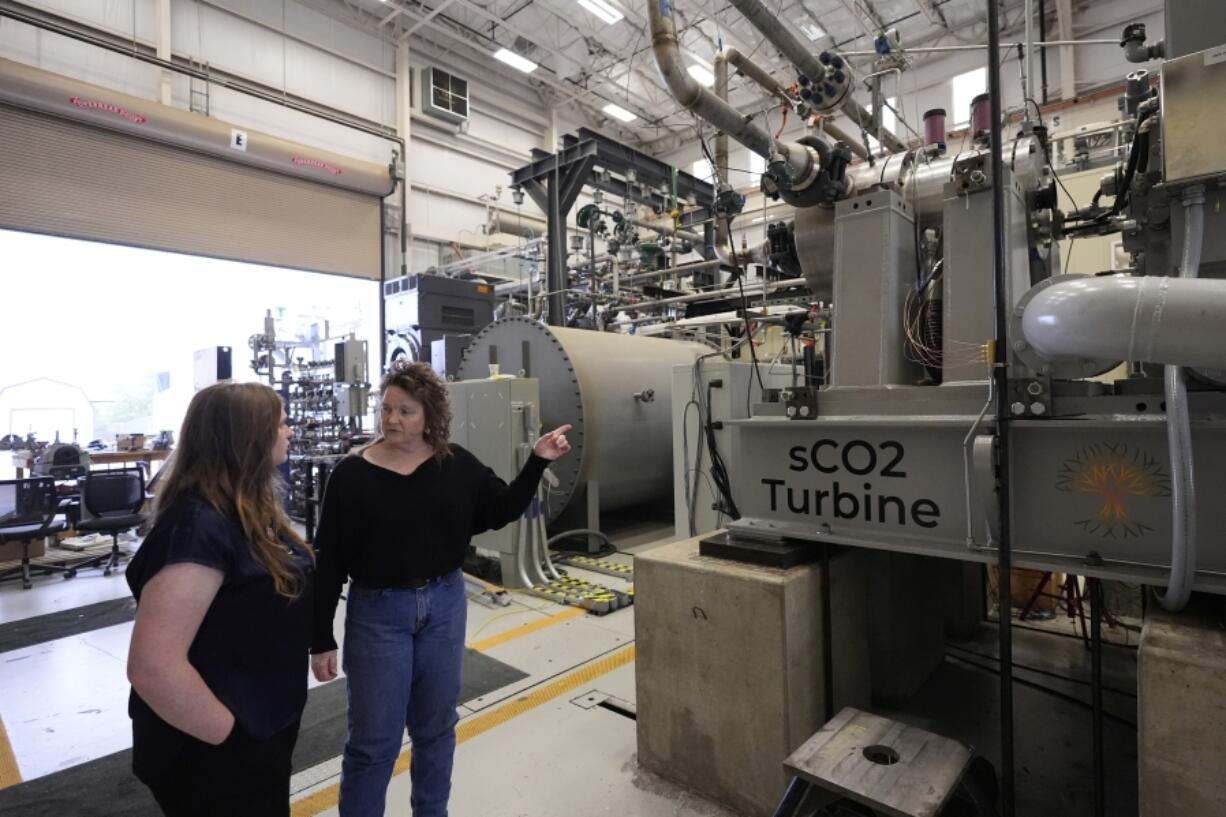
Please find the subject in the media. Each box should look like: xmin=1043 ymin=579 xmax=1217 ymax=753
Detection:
xmin=629 ymin=276 xmax=807 ymax=310
xmin=1157 ymin=185 xmax=1205 ymax=611
xmin=718 ymin=47 xmax=870 ymax=161
xmin=628 ymin=217 xmax=704 ymax=244
xmin=836 ymin=39 xmax=1120 ymax=56
xmin=620 ymin=257 xmax=724 ymax=286
xmin=1121 ymin=23 xmax=1165 ymax=63
xmin=647 ymin=0 xmax=814 ymax=184
xmin=1020 ymin=275 xmax=1226 ymax=372
xmin=714 ymin=49 xmax=732 ymax=260
xmin=724 ymin=46 xmax=793 ymax=105
xmin=724 ymin=0 xmax=905 ymax=152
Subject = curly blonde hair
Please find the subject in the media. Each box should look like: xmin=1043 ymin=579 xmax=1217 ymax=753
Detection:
xmin=378 ymin=360 xmax=452 ymax=458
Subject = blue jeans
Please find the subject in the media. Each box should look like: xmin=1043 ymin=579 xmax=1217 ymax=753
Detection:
xmin=339 ymin=569 xmax=467 ymax=817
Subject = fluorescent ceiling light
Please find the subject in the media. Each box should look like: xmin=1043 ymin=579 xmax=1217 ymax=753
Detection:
xmin=494 ymin=48 xmax=537 ymax=73
xmin=577 ymin=0 xmax=624 ymax=24
xmin=602 ymin=102 xmax=637 ymax=122
xmin=799 ymin=22 xmax=824 ymax=41
xmin=687 ymin=64 xmax=715 ymax=87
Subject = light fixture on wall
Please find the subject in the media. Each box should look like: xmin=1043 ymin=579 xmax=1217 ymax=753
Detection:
xmin=577 ymin=0 xmax=624 ymax=24
xmin=494 ymin=48 xmax=538 ymax=73
xmin=602 ymin=102 xmax=637 ymax=123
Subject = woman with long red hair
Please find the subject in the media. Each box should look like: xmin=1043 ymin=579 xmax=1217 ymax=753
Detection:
xmin=126 ymin=381 xmax=312 ymax=816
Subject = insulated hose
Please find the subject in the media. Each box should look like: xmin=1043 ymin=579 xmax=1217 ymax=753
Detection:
xmin=1157 ymin=184 xmax=1205 ymax=611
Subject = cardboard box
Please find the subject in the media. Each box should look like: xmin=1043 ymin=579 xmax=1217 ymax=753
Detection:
xmin=116 ymin=433 xmax=146 ymax=451
xmin=0 ymin=536 xmax=47 ymax=563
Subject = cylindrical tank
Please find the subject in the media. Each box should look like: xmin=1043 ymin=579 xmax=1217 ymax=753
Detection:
xmin=794 ymin=136 xmax=1046 ymax=294
xmin=970 ymin=92 xmax=991 ymax=137
xmin=456 ymin=318 xmax=709 ymax=522
xmin=923 ymin=107 xmax=947 ymax=149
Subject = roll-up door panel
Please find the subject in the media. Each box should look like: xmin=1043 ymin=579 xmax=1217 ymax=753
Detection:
xmin=0 ymin=104 xmax=381 ymax=279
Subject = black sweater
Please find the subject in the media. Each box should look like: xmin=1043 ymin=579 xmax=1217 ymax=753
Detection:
xmin=311 ymin=444 xmax=548 ymax=653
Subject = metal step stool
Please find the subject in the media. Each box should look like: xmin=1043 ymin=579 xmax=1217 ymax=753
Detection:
xmin=772 ymin=707 xmax=998 ymax=817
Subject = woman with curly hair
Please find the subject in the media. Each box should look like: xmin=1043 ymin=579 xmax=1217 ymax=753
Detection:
xmin=126 ymin=382 xmax=311 ymax=817
xmin=310 ymin=360 xmax=571 ymax=817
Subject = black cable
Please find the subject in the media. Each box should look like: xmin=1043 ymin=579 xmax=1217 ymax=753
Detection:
xmin=1044 ymin=149 xmax=1081 ymax=273
xmin=704 ymin=381 xmax=740 ymax=519
xmin=944 ymin=643 xmax=1136 ymax=699
xmin=944 ymin=653 xmax=1137 ymax=729
xmin=723 ymin=214 xmax=766 ymax=411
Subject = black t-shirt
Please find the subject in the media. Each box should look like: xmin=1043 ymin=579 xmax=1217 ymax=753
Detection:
xmin=311 ymin=444 xmax=547 ymax=653
xmin=126 ymin=493 xmax=313 ymax=777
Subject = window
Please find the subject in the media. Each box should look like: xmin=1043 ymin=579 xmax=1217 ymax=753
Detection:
xmin=951 ymin=67 xmax=986 ymax=127
xmin=691 ymin=158 xmax=716 ymax=185
xmin=423 ymin=67 xmax=469 ymax=123
xmin=747 ymin=150 xmax=765 ymax=184
xmin=867 ymin=97 xmax=898 ymax=152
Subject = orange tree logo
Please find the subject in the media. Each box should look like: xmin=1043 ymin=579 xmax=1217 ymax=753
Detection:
xmin=1056 ymin=443 xmax=1170 ymax=538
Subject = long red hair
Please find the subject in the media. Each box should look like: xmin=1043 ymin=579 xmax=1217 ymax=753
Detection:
xmin=155 ymin=382 xmax=310 ymax=598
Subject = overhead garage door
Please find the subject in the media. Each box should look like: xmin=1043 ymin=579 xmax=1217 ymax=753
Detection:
xmin=0 ymin=58 xmax=392 ymax=280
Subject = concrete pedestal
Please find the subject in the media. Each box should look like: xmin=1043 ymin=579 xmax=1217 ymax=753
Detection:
xmin=1139 ymin=605 xmax=1226 ymax=817
xmin=635 ymin=536 xmax=872 ymax=817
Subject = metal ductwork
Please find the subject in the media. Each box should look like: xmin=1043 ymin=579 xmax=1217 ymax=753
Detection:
xmin=1020 ymin=274 xmax=1226 ymax=373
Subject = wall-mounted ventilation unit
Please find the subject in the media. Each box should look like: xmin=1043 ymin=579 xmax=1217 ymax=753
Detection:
xmin=422 ymin=67 xmax=469 ymax=124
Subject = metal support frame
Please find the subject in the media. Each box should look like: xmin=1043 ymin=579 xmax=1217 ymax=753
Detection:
xmin=1090 ymin=577 xmax=1105 ymax=817
xmin=510 ymin=127 xmax=716 ymax=326
xmin=986 ymin=0 xmax=1016 ymax=813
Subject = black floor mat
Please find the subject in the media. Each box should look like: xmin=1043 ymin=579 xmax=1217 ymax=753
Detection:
xmin=0 ymin=597 xmax=136 ymax=655
xmin=0 ymin=649 xmax=527 ymax=816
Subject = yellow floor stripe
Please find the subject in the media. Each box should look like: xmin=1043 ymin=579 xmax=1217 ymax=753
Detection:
xmin=466 ymin=605 xmax=586 ymax=653
xmin=0 ymin=713 xmax=22 ymax=791
xmin=291 ymin=645 xmax=635 ymax=816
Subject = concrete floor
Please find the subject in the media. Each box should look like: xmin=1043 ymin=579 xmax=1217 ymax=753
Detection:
xmin=0 ymin=514 xmax=1145 ymax=817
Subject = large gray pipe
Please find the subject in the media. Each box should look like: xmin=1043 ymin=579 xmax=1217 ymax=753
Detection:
xmin=724 ymin=0 xmax=906 ymax=152
xmin=648 ymin=0 xmax=813 ymax=185
xmin=1019 ymin=274 xmax=1226 ymax=372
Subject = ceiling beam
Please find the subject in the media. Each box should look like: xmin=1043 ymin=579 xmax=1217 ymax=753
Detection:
xmin=401 ymin=0 xmax=462 ymax=39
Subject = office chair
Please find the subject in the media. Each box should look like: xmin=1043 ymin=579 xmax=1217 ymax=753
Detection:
xmin=74 ymin=467 xmax=147 ymax=576
xmin=0 ymin=477 xmax=71 ymax=590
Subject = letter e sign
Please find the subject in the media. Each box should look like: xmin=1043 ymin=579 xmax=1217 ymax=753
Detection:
xmin=230 ymin=129 xmax=248 ymax=151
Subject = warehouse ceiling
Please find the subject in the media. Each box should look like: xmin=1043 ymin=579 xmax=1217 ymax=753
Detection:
xmin=325 ymin=0 xmax=1119 ymax=147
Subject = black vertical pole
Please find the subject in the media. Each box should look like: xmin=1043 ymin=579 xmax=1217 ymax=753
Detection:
xmin=820 ymin=544 xmax=835 ymax=721
xmin=1090 ymin=578 xmax=1105 ymax=817
xmin=1039 ymin=0 xmax=1049 ymax=105
xmin=986 ymin=1 xmax=1016 ymax=813
xmin=379 ymin=201 xmax=388 ymax=371
xmin=547 ymin=166 xmax=568 ymax=326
